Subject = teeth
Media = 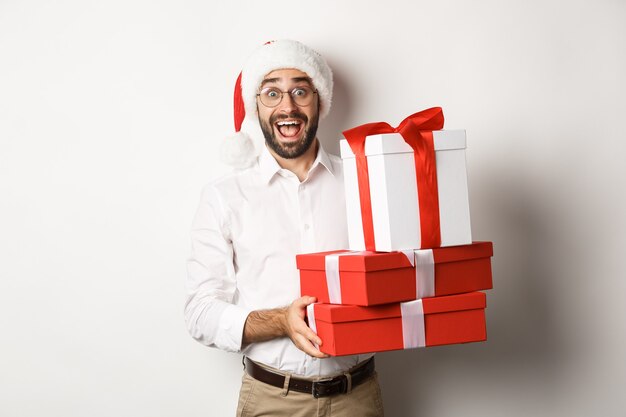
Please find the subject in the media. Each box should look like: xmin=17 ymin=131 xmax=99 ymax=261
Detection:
xmin=276 ymin=120 xmax=301 ymax=126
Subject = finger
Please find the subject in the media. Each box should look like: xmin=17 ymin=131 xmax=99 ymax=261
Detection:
xmin=302 ymin=326 xmax=323 ymax=347
xmin=292 ymin=319 xmax=323 ymax=346
xmin=308 ymin=349 xmax=330 ymax=359
xmin=291 ymin=323 xmax=327 ymax=356
xmin=293 ymin=319 xmax=321 ymax=344
xmin=293 ymin=295 xmax=317 ymax=308
xmin=294 ymin=333 xmax=329 ymax=358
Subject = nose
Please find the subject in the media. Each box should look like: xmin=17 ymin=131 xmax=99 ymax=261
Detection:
xmin=277 ymin=92 xmax=298 ymax=113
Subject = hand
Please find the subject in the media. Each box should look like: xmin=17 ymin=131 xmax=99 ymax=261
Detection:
xmin=284 ymin=296 xmax=329 ymax=359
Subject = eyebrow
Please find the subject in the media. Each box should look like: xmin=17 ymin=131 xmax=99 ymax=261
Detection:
xmin=260 ymin=76 xmax=313 ymax=88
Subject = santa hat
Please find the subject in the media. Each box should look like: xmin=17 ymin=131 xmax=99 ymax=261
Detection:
xmin=220 ymin=40 xmax=334 ymax=169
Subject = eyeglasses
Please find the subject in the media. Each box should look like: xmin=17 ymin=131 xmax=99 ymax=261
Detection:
xmin=256 ymin=86 xmax=318 ymax=108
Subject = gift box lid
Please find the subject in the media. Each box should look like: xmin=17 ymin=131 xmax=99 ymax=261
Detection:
xmin=296 ymin=250 xmax=413 ymax=272
xmin=296 ymin=242 xmax=493 ymax=272
xmin=313 ymin=292 xmax=486 ymax=323
xmin=340 ymin=130 xmax=466 ymax=158
xmin=432 ymin=241 xmax=493 ymax=263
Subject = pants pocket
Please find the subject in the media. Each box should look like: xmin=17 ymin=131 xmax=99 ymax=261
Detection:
xmin=236 ymin=373 xmax=256 ymax=417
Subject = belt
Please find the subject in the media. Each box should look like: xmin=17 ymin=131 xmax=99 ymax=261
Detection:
xmin=243 ymin=357 xmax=375 ymax=398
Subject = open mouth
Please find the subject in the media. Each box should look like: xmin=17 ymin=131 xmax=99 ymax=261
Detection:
xmin=275 ymin=119 xmax=304 ymax=139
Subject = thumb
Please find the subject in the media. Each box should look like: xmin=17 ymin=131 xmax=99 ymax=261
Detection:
xmin=296 ymin=295 xmax=317 ymax=307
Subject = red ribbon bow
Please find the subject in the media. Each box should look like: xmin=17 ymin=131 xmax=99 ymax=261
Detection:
xmin=343 ymin=107 xmax=445 ymax=250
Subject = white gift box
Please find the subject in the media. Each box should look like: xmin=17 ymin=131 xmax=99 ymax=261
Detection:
xmin=340 ymin=130 xmax=472 ymax=252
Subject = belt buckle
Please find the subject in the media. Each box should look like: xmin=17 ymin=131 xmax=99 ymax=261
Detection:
xmin=312 ymin=376 xmax=347 ymax=398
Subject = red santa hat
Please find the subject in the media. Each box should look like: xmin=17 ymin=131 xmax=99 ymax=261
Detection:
xmin=220 ymin=40 xmax=334 ymax=168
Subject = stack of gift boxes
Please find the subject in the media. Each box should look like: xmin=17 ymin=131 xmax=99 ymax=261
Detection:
xmin=295 ymin=108 xmax=494 ymax=356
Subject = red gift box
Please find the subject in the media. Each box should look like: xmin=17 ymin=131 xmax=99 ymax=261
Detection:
xmin=307 ymin=292 xmax=487 ymax=356
xmin=297 ymin=241 xmax=493 ymax=306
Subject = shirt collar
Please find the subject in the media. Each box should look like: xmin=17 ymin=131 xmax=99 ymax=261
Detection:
xmin=258 ymin=142 xmax=337 ymax=185
xmin=315 ymin=144 xmax=336 ymax=177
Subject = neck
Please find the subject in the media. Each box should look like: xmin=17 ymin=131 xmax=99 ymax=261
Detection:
xmin=268 ymin=139 xmax=319 ymax=182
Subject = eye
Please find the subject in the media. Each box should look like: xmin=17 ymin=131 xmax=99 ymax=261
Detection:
xmin=265 ymin=88 xmax=280 ymax=98
xmin=292 ymin=88 xmax=308 ymax=97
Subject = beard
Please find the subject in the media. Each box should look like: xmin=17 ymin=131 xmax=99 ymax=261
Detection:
xmin=259 ymin=110 xmax=319 ymax=159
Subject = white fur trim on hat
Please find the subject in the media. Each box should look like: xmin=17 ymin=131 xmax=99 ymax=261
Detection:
xmin=220 ymin=131 xmax=258 ymax=169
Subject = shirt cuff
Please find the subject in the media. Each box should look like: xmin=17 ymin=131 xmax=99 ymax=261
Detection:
xmin=216 ymin=303 xmax=251 ymax=352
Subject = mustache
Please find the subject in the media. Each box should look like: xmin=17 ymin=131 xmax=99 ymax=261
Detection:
xmin=270 ymin=112 xmax=308 ymax=125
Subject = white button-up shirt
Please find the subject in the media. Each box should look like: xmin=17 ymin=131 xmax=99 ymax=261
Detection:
xmin=185 ymin=143 xmax=373 ymax=377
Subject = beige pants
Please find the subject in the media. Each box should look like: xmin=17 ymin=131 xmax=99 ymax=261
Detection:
xmin=236 ymin=371 xmax=385 ymax=417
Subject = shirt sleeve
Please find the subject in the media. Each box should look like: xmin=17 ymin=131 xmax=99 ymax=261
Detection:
xmin=184 ymin=183 xmax=251 ymax=352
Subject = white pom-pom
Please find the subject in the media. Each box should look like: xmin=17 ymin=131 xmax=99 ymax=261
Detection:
xmin=220 ymin=131 xmax=259 ymax=169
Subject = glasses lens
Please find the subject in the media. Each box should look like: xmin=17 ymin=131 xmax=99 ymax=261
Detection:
xmin=290 ymin=87 xmax=313 ymax=106
xmin=259 ymin=88 xmax=282 ymax=107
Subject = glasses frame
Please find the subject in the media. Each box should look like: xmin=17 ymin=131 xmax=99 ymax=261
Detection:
xmin=256 ymin=86 xmax=318 ymax=108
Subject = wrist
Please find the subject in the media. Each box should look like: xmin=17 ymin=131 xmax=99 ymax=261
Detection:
xmin=277 ymin=306 xmax=289 ymax=336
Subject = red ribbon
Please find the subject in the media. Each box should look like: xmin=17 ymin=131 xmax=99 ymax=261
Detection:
xmin=343 ymin=107 xmax=445 ymax=250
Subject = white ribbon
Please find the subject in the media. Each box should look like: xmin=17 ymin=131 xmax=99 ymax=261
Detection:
xmin=414 ymin=249 xmax=435 ymax=299
xmin=325 ymin=252 xmax=360 ymax=304
xmin=306 ymin=303 xmax=319 ymax=349
xmin=400 ymin=299 xmax=426 ymax=348
xmin=400 ymin=250 xmax=415 ymax=267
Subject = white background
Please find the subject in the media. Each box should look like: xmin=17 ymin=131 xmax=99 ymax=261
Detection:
xmin=1 ymin=0 xmax=625 ymax=416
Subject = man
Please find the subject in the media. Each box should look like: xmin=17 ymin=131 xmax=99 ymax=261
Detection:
xmin=185 ymin=40 xmax=384 ymax=417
